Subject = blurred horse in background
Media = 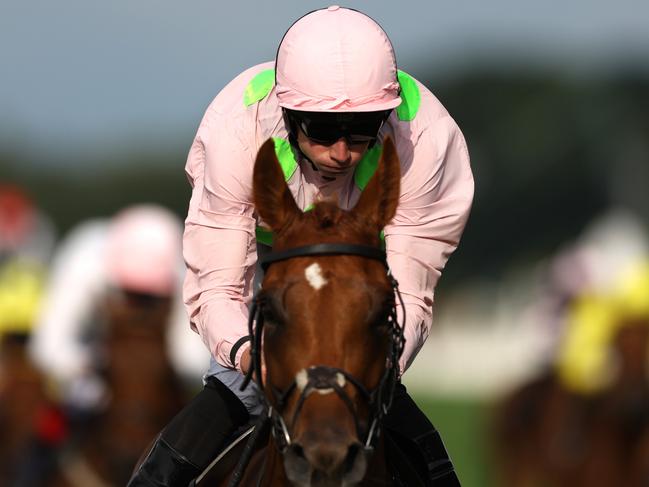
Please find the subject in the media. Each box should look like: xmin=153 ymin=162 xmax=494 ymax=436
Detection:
xmin=0 ymin=258 xmax=65 ymax=486
xmin=50 ymin=290 xmax=188 ymax=487
xmin=493 ymin=274 xmax=649 ymax=487
xmin=0 ymin=332 xmax=66 ymax=486
xmin=585 ymin=317 xmax=649 ymax=486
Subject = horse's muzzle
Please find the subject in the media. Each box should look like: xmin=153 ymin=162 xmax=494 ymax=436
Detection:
xmin=284 ymin=439 xmax=368 ymax=486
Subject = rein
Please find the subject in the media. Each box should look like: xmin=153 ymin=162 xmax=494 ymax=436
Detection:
xmin=227 ymin=242 xmax=405 ymax=487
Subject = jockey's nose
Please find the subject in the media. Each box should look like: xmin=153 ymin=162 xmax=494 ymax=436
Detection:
xmin=329 ymin=139 xmax=352 ymax=166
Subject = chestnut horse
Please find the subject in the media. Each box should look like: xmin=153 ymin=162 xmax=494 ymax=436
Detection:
xmin=205 ymin=137 xmax=405 ymax=487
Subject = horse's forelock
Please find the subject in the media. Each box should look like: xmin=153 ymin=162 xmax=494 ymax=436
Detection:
xmin=282 ymin=201 xmax=376 ymax=246
xmin=312 ymin=201 xmax=343 ymax=229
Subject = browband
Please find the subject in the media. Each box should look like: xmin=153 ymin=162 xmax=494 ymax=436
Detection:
xmin=260 ymin=243 xmax=386 ymax=271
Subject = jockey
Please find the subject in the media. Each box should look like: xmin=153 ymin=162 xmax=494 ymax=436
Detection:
xmin=29 ymin=205 xmax=210 ymax=415
xmin=129 ymin=6 xmax=473 ymax=486
xmin=556 ymin=260 xmax=649 ymax=395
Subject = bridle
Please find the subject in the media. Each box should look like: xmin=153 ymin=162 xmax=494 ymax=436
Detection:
xmin=240 ymin=242 xmax=406 ymax=453
xmin=226 ymin=242 xmax=405 ymax=487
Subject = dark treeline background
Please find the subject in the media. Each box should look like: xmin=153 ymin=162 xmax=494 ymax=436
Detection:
xmin=2 ymin=69 xmax=648 ymax=288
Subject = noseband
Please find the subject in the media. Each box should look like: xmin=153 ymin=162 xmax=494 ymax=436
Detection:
xmin=240 ymin=242 xmax=406 ymax=453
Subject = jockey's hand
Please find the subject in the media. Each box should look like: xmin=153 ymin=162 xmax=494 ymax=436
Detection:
xmin=240 ymin=347 xmax=251 ymax=375
xmin=240 ymin=347 xmax=266 ymax=384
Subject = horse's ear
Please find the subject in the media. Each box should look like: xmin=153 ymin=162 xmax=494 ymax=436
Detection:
xmin=253 ymin=138 xmax=301 ymax=232
xmin=352 ymin=136 xmax=401 ymax=230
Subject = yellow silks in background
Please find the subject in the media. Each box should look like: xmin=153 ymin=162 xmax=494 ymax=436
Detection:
xmin=556 ymin=261 xmax=649 ymax=394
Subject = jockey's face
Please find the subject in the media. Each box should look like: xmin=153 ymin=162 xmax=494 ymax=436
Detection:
xmin=287 ymin=109 xmax=389 ymax=179
xmin=296 ymin=128 xmax=370 ymax=178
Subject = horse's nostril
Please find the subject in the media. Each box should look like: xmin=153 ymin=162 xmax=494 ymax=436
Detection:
xmin=343 ymin=442 xmax=367 ymax=483
xmin=344 ymin=442 xmax=361 ymax=471
xmin=284 ymin=443 xmax=312 ymax=486
xmin=289 ymin=443 xmax=306 ymax=459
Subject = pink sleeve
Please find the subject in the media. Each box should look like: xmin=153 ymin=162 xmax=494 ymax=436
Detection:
xmin=183 ymin=107 xmax=257 ymax=371
xmin=385 ymin=115 xmax=474 ymax=374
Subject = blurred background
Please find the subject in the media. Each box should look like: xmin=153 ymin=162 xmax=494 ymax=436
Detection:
xmin=2 ymin=1 xmax=648 ymax=485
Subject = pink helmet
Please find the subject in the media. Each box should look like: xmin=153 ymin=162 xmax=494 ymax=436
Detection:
xmin=106 ymin=205 xmax=182 ymax=297
xmin=275 ymin=6 xmax=402 ymax=112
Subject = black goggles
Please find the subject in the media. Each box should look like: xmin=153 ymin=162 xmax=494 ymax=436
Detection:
xmin=286 ymin=109 xmax=390 ymax=145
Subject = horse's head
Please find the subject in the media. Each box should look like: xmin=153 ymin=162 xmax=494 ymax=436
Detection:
xmin=251 ymin=137 xmax=402 ymax=486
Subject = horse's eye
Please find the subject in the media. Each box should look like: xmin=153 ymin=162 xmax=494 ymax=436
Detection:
xmin=261 ymin=302 xmax=282 ymax=328
xmin=372 ymin=300 xmax=393 ymax=329
xmin=261 ymin=305 xmax=276 ymax=323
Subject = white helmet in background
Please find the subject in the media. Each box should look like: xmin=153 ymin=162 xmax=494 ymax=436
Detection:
xmin=106 ymin=205 xmax=182 ymax=297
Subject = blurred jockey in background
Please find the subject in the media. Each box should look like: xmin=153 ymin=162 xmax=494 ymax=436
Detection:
xmin=0 ymin=258 xmax=67 ymax=486
xmin=0 ymin=184 xmax=57 ymax=265
xmin=29 ymin=204 xmax=210 ymax=416
xmin=522 ymin=208 xmax=649 ymax=368
xmin=0 ymin=258 xmax=45 ymax=340
xmin=556 ymin=258 xmax=649 ymax=395
xmin=0 ymin=184 xmax=66 ymax=484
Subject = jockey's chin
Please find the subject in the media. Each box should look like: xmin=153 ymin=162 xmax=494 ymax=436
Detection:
xmin=296 ymin=130 xmax=370 ymax=178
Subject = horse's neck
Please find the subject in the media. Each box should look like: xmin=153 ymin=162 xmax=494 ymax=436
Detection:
xmin=88 ymin=323 xmax=184 ymax=485
xmin=105 ymin=318 xmax=180 ymax=397
xmin=0 ymin=340 xmax=48 ymax=455
xmin=102 ymin=337 xmax=182 ymax=454
xmin=104 ymin=329 xmax=181 ymax=426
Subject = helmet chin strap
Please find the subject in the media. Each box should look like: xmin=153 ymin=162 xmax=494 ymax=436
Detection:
xmin=282 ymin=111 xmax=337 ymax=180
xmin=282 ymin=109 xmax=300 ymax=149
xmin=282 ymin=109 xmax=316 ymax=169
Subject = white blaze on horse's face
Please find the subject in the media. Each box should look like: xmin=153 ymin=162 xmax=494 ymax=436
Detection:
xmin=304 ymin=262 xmax=328 ymax=290
xmin=295 ymin=368 xmax=346 ymax=397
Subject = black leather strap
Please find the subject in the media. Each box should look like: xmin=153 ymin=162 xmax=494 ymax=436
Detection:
xmin=229 ymin=335 xmax=252 ymax=368
xmin=260 ymin=243 xmax=386 ymax=271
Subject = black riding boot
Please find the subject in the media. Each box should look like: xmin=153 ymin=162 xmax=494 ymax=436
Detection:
xmin=384 ymin=383 xmax=461 ymax=486
xmin=127 ymin=376 xmax=250 ymax=487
